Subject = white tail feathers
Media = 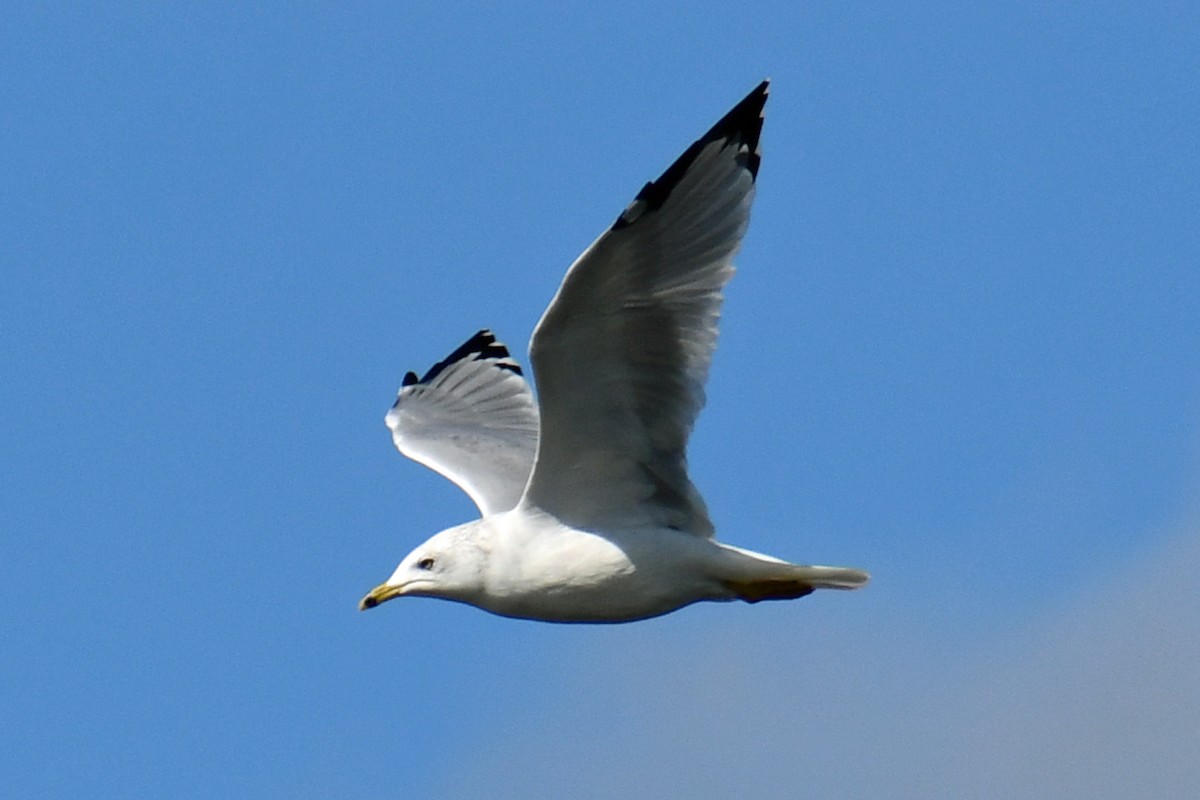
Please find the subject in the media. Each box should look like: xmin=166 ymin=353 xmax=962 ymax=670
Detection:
xmin=716 ymin=543 xmax=869 ymax=603
xmin=792 ymin=564 xmax=871 ymax=590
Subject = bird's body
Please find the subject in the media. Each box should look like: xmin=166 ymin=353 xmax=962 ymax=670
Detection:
xmin=432 ymin=513 xmax=716 ymax=623
xmin=373 ymin=510 xmax=865 ymax=623
xmin=360 ymin=81 xmax=869 ymax=623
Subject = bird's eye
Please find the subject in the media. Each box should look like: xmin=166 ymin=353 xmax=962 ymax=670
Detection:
xmin=417 ymin=557 xmax=435 ymax=571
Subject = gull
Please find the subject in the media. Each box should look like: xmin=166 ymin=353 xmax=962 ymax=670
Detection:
xmin=360 ymin=81 xmax=868 ymax=622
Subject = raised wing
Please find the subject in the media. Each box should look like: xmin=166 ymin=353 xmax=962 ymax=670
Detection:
xmin=522 ymin=81 xmax=768 ymax=536
xmin=386 ymin=330 xmax=539 ymax=517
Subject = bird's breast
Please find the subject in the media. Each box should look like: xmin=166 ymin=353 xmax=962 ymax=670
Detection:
xmin=477 ymin=521 xmax=721 ymax=622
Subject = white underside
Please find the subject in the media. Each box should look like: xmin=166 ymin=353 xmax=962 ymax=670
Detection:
xmin=451 ymin=507 xmax=867 ymax=623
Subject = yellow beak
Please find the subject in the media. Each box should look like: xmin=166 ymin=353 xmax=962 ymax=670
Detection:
xmin=358 ymin=582 xmax=405 ymax=611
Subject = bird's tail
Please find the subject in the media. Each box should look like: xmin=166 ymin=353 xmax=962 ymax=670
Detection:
xmin=716 ymin=543 xmax=869 ymax=602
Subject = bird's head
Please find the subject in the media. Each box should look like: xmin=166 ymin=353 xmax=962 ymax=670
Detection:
xmin=358 ymin=522 xmax=488 ymax=611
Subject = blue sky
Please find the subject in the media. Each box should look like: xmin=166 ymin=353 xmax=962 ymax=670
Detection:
xmin=3 ymin=3 xmax=1197 ymax=797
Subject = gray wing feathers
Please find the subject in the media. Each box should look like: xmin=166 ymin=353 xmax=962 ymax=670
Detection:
xmin=386 ymin=330 xmax=539 ymax=517
xmin=523 ymin=82 xmax=767 ymax=536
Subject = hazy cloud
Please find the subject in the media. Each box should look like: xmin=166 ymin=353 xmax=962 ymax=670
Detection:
xmin=443 ymin=520 xmax=1200 ymax=799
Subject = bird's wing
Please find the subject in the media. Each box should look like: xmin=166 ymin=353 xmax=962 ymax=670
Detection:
xmin=386 ymin=329 xmax=539 ymax=517
xmin=522 ymin=81 xmax=768 ymax=536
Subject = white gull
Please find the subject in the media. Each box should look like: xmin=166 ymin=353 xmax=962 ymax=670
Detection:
xmin=360 ymin=80 xmax=868 ymax=622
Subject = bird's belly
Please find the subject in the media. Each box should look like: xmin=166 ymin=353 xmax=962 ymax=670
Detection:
xmin=481 ymin=576 xmax=697 ymax=623
xmin=480 ymin=527 xmax=721 ymax=623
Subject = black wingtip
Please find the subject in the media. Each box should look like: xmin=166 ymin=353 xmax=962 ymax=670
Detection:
xmin=706 ymin=79 xmax=768 ymax=180
xmin=412 ymin=329 xmax=523 ymax=386
xmin=612 ymin=80 xmax=769 ymax=231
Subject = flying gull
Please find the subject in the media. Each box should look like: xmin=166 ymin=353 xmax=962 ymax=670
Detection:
xmin=360 ymin=80 xmax=868 ymax=622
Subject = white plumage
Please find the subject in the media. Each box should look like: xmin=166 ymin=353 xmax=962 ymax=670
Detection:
xmin=361 ymin=80 xmax=868 ymax=622
xmin=385 ymin=331 xmax=537 ymax=517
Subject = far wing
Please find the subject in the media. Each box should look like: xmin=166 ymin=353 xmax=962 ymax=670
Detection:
xmin=522 ymin=81 xmax=768 ymax=536
xmin=386 ymin=330 xmax=539 ymax=517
